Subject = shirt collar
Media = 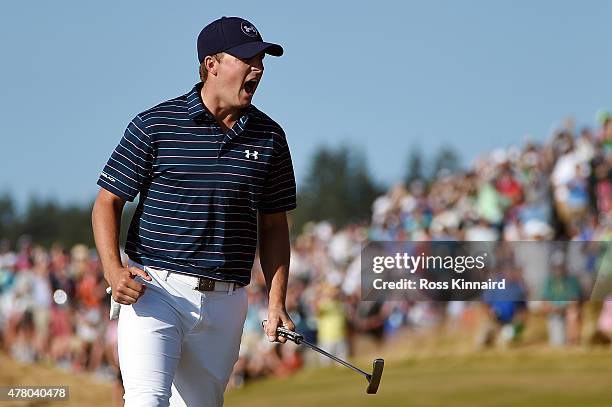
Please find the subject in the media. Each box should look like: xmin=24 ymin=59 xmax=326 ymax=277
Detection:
xmin=186 ymin=83 xmax=212 ymax=121
xmin=186 ymin=82 xmax=257 ymax=123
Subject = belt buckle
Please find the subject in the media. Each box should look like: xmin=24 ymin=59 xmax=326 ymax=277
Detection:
xmin=197 ymin=278 xmax=216 ymax=291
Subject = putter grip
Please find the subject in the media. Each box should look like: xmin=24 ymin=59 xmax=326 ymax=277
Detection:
xmin=261 ymin=320 xmax=303 ymax=344
xmin=276 ymin=326 xmax=303 ymax=344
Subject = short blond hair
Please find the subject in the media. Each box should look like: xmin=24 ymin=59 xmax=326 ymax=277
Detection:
xmin=199 ymin=53 xmax=224 ymax=82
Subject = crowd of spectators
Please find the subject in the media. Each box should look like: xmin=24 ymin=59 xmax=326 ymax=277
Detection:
xmin=0 ymin=240 xmax=115 ymax=376
xmin=0 ymin=113 xmax=611 ymax=389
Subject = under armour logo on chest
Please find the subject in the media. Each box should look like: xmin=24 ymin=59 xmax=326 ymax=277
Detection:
xmin=244 ymin=149 xmax=259 ymax=160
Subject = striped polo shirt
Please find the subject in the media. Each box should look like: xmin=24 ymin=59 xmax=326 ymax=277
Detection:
xmin=97 ymin=83 xmax=297 ymax=286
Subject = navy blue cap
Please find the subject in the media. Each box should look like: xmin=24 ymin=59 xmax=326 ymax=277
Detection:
xmin=197 ymin=17 xmax=283 ymax=63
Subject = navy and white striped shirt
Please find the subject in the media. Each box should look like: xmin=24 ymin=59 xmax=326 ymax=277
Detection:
xmin=97 ymin=83 xmax=296 ymax=286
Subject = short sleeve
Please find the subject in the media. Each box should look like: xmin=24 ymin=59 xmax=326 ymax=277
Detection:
xmin=96 ymin=115 xmax=154 ymax=201
xmin=257 ymin=131 xmax=297 ymax=213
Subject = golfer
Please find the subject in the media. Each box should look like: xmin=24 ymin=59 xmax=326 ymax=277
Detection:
xmin=92 ymin=16 xmax=296 ymax=407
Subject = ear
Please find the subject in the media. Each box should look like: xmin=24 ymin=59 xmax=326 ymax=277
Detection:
xmin=204 ymin=55 xmax=219 ymax=77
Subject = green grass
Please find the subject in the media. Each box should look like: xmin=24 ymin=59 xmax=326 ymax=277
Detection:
xmin=225 ymin=349 xmax=612 ymax=407
xmin=2 ymin=347 xmax=611 ymax=406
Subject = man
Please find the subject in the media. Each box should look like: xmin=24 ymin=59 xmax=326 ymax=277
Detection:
xmin=91 ymin=16 xmax=296 ymax=407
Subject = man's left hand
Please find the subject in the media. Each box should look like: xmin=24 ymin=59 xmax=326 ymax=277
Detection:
xmin=264 ymin=307 xmax=295 ymax=343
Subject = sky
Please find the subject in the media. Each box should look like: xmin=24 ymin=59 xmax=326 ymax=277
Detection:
xmin=1 ymin=0 xmax=610 ymax=209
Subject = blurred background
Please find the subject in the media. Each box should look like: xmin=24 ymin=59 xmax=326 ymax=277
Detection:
xmin=0 ymin=1 xmax=611 ymax=406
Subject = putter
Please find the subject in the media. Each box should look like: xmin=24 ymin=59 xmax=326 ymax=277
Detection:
xmin=262 ymin=321 xmax=384 ymax=394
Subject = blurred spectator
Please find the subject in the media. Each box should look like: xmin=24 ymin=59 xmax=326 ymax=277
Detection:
xmin=541 ymin=252 xmax=583 ymax=346
xmin=479 ymin=260 xmax=527 ymax=347
xmin=315 ymin=283 xmax=348 ymax=365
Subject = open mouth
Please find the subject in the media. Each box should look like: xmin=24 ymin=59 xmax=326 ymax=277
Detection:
xmin=244 ymin=78 xmax=258 ymax=96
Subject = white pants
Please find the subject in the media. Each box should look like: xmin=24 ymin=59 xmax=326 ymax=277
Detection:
xmin=118 ymin=260 xmax=248 ymax=407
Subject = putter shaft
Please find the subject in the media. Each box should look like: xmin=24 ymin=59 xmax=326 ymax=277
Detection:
xmin=271 ymin=323 xmax=371 ymax=379
xmin=299 ymin=338 xmax=371 ymax=379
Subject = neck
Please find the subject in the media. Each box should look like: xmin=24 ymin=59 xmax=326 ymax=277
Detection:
xmin=200 ymin=83 xmax=242 ymax=129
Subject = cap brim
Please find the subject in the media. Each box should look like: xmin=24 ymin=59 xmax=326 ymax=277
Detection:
xmin=225 ymin=41 xmax=284 ymax=59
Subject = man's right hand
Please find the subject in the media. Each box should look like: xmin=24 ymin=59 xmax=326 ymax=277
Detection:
xmin=106 ymin=265 xmax=152 ymax=305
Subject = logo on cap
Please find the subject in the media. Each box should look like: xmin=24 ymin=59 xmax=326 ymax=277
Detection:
xmin=240 ymin=21 xmax=258 ymax=37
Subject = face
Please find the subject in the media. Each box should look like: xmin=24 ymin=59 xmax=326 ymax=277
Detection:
xmin=209 ymin=52 xmax=265 ymax=109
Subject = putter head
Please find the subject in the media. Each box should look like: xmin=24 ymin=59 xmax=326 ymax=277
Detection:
xmin=366 ymin=358 xmax=384 ymax=394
